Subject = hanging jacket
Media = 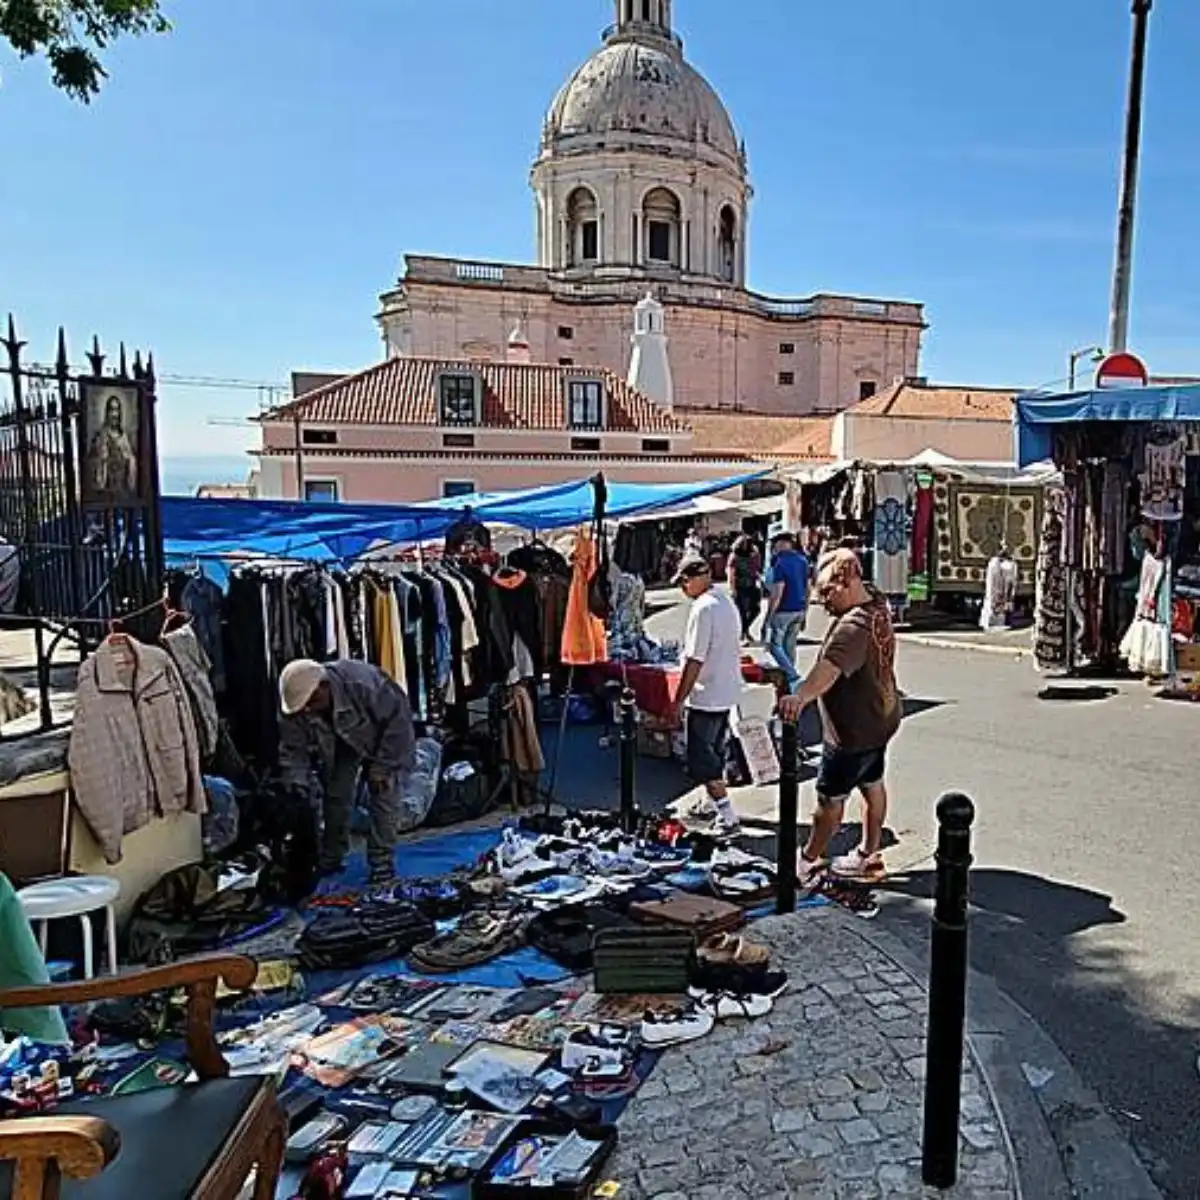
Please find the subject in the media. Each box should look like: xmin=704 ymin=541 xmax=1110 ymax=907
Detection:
xmin=161 ymin=622 xmax=219 ymax=762
xmin=69 ymin=637 xmax=206 ymax=864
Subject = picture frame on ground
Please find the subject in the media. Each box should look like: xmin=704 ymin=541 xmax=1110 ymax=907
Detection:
xmin=80 ymin=381 xmax=142 ymax=507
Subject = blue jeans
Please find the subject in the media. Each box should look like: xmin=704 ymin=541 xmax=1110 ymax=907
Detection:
xmin=765 ymin=610 xmax=806 ymax=692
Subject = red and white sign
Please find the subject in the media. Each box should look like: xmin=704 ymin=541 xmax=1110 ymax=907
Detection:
xmin=1095 ymin=351 xmax=1149 ymax=390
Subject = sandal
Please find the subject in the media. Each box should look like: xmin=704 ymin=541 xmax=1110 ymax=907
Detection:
xmin=407 ymin=910 xmax=528 ymax=973
xmin=698 ymin=932 xmax=770 ymax=969
xmin=709 ymin=863 xmax=777 ymax=905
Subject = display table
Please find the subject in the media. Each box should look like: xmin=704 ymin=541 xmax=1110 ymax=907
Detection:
xmin=580 ymin=659 xmax=769 ymax=720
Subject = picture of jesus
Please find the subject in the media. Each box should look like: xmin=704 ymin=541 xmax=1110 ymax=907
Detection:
xmin=82 ymin=385 xmax=140 ymax=506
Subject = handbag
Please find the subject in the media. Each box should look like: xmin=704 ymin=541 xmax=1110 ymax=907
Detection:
xmin=297 ymin=903 xmax=434 ymax=972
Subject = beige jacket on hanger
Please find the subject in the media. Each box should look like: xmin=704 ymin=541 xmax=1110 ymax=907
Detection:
xmin=69 ymin=636 xmax=207 ymax=863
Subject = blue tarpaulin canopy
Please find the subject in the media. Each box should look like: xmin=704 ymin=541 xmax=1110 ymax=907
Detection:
xmin=1014 ymin=383 xmax=1200 ymax=467
xmin=162 ymin=471 xmax=766 ymax=565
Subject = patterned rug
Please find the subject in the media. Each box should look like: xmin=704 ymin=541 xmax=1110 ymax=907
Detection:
xmin=933 ymin=481 xmax=1042 ymax=594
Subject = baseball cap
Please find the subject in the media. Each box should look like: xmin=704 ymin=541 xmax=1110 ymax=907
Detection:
xmin=279 ymin=658 xmax=326 ymax=715
xmin=672 ymin=554 xmax=711 ymax=584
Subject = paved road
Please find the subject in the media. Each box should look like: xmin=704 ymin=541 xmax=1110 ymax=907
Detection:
xmin=643 ymin=593 xmax=1200 ymax=1196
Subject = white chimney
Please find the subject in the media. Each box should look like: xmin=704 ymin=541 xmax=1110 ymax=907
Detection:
xmin=507 ymin=323 xmax=532 ymax=365
xmin=627 ymin=292 xmax=674 ymax=411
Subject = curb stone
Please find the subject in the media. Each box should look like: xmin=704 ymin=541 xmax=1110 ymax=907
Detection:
xmin=853 ymin=915 xmax=1163 ymax=1199
xmin=896 ymin=633 xmax=1032 ymax=659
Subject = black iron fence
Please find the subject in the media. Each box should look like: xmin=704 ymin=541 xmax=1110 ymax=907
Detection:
xmin=0 ymin=316 xmax=164 ymax=648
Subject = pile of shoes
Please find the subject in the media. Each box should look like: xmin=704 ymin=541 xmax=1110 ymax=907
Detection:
xmin=639 ymin=930 xmax=787 ymax=1049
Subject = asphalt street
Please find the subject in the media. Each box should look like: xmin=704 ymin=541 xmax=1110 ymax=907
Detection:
xmin=634 ymin=592 xmax=1200 ymax=1197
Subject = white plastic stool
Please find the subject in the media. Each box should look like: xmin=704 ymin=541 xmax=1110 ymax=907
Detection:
xmin=17 ymin=876 xmax=121 ymax=979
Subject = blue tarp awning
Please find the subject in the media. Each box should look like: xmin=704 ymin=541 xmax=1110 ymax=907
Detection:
xmin=1014 ymin=383 xmax=1200 ymax=467
xmin=162 ymin=471 xmax=766 ymax=565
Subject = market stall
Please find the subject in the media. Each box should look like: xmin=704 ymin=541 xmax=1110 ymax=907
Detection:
xmin=787 ymin=455 xmax=1058 ymax=614
xmin=1015 ymin=381 xmax=1200 ymax=689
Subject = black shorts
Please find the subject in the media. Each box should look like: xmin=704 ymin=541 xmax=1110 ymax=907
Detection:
xmin=815 ymin=744 xmax=887 ymax=805
xmin=686 ymin=708 xmax=730 ymax=784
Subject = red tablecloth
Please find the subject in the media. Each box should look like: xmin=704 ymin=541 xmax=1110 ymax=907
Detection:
xmin=579 ymin=659 xmax=767 ymax=719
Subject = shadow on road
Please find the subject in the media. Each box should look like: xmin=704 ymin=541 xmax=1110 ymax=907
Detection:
xmin=876 ymin=870 xmax=1200 ymax=1197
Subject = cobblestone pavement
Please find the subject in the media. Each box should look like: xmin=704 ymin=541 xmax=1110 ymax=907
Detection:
xmin=609 ymin=910 xmax=1015 ymax=1200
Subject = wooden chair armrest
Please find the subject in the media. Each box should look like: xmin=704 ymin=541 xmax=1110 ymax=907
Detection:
xmin=0 ymin=1114 xmax=119 ymax=1197
xmin=0 ymin=954 xmax=257 ymax=1082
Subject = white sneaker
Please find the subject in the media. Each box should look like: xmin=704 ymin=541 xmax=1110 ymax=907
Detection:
xmin=640 ymin=1004 xmax=715 ymax=1047
xmin=689 ymin=989 xmax=774 ymax=1020
xmin=711 ymin=814 xmax=742 ymax=839
xmin=829 ymin=849 xmax=884 ymax=879
xmin=682 ymin=796 xmax=718 ymax=821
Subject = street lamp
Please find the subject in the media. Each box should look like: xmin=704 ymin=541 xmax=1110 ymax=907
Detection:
xmin=1068 ymin=346 xmax=1104 ymax=390
xmin=1108 ymin=0 xmax=1154 ymax=352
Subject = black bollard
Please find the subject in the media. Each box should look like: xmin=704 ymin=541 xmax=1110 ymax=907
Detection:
xmin=775 ymin=718 xmax=799 ymax=915
xmin=921 ymin=791 xmax=976 ymax=1189
xmin=618 ymin=687 xmax=638 ymax=835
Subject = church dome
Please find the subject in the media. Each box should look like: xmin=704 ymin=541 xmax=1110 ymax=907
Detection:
xmin=543 ymin=33 xmax=741 ymax=167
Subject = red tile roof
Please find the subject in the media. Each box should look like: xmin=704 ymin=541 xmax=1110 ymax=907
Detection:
xmin=850 ymin=381 xmax=1018 ymax=421
xmin=262 ymin=357 xmax=689 ymax=435
xmin=680 ymin=409 xmax=833 ymax=461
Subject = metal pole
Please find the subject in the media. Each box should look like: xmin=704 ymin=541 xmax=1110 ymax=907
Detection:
xmin=776 ymin=718 xmax=799 ymax=914
xmin=618 ymin=686 xmax=637 ymax=835
xmin=1108 ymin=0 xmax=1154 ymax=352
xmin=922 ymin=791 xmax=976 ymax=1189
xmin=293 ymin=410 xmax=306 ymax=499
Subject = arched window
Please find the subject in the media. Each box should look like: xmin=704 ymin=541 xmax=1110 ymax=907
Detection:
xmin=718 ymin=204 xmax=737 ymax=283
xmin=566 ymin=187 xmax=599 ymax=266
xmin=642 ymin=187 xmax=682 ymax=267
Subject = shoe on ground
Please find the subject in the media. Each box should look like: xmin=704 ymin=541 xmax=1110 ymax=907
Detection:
xmin=691 ymin=961 xmax=789 ymax=998
xmin=682 ymin=796 xmax=717 ymax=821
xmin=561 ymin=1025 xmax=634 ymax=1071
xmin=640 ymin=1003 xmax=715 ymax=1048
xmin=710 ymin=814 xmax=742 ymax=839
xmin=829 ymin=849 xmax=885 ymax=879
xmin=689 ymin=988 xmax=774 ymax=1020
xmin=698 ymin=933 xmax=770 ymax=969
xmin=796 ymin=855 xmax=826 ymax=891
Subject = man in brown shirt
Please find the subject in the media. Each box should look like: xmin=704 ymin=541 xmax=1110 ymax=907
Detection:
xmin=779 ymin=549 xmax=901 ymax=886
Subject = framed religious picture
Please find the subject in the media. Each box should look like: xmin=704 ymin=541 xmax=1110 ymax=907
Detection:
xmin=79 ymin=382 xmax=143 ymax=508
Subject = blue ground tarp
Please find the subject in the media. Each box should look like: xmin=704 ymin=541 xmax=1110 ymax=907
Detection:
xmin=1014 ymin=383 xmax=1200 ymax=467
xmin=162 ymin=471 xmax=766 ymax=564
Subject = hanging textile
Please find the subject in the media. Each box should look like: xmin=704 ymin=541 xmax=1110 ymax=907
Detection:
xmin=1033 ymin=489 xmax=1068 ymax=671
xmin=1119 ymin=551 xmax=1173 ymax=676
xmin=1140 ymin=433 xmax=1186 ymax=522
xmin=872 ymin=470 xmax=910 ymax=595
xmin=1098 ymin=461 xmax=1128 ymax=576
xmin=561 ymin=530 xmax=607 ymax=666
xmin=907 ymin=471 xmax=934 ymax=601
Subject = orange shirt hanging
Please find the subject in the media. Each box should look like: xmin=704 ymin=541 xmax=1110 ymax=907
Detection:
xmin=561 ymin=529 xmax=607 ymax=666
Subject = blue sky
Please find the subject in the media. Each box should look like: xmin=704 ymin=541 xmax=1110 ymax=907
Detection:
xmin=2 ymin=0 xmax=1197 ymax=469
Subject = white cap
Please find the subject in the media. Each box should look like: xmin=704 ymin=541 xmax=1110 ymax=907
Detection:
xmin=279 ymin=659 xmax=326 ymax=716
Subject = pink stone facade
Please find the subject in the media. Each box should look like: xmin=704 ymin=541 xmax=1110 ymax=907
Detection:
xmin=378 ymin=258 xmax=924 ymax=417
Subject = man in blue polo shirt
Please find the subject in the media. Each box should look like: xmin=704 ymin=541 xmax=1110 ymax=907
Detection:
xmin=764 ymin=530 xmax=809 ymax=692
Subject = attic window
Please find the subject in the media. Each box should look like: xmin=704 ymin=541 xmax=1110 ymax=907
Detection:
xmin=779 ymin=342 xmax=795 ymax=355
xmin=557 ymin=326 xmax=574 ymax=340
xmin=642 ymin=438 xmax=670 ymax=453
xmin=567 ymin=380 xmax=604 ymax=429
xmin=439 ymin=374 xmax=478 ymax=425
xmin=571 ymin=435 xmax=601 ymax=452
xmin=778 ymin=371 xmax=795 ymax=386
xmin=859 ymin=380 xmax=878 ymax=401
xmin=301 ymin=428 xmax=337 ymax=446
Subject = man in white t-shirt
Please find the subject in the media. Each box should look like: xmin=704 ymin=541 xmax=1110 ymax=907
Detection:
xmin=667 ymin=555 xmax=744 ymax=835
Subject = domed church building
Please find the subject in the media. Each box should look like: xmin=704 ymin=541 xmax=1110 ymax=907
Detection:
xmin=376 ymin=0 xmax=925 ymax=417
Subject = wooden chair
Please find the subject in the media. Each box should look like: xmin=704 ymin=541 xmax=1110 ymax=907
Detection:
xmin=0 ymin=953 xmax=287 ymax=1199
